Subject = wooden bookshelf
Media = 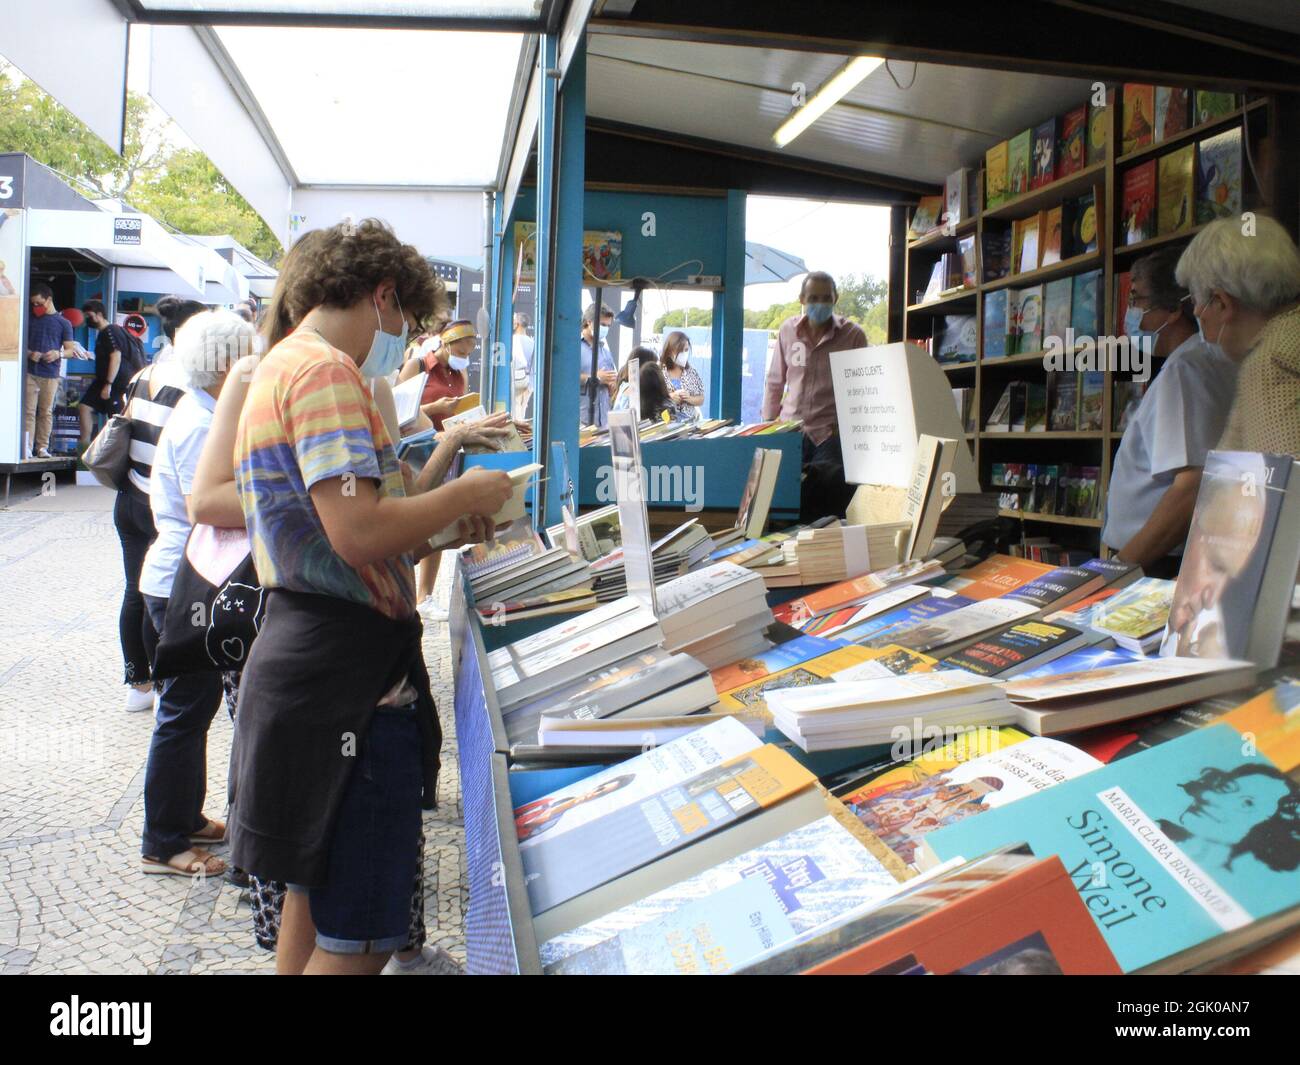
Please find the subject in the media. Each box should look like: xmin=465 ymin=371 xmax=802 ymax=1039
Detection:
xmin=903 ymin=86 xmax=1274 ymax=557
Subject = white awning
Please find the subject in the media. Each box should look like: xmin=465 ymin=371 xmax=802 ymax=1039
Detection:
xmin=24 ymin=209 xmax=208 ymax=293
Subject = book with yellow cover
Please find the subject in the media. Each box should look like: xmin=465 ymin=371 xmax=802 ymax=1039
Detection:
xmin=833 ymin=643 xmax=939 ymax=679
xmin=1156 ymin=143 xmax=1195 ymax=236
xmin=984 ymin=141 xmax=1009 ymax=208
xmin=452 ymin=391 xmax=481 ymax=415
xmin=717 ymin=645 xmax=883 ymax=723
xmin=834 ymin=726 xmax=1031 ymax=805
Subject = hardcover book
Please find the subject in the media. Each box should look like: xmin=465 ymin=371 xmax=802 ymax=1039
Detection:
xmin=1040 ymin=205 xmax=1064 ymax=266
xmin=1194 ymin=90 xmax=1238 ymax=124
xmin=1007 ymin=128 xmax=1032 ymax=198
xmin=1031 ymin=118 xmax=1057 ymax=190
xmin=1016 ymin=285 xmax=1044 ymax=353
xmin=1154 ymin=85 xmax=1191 ymax=142
xmin=1078 ymin=371 xmax=1105 ymax=431
xmin=908 ymin=195 xmax=944 ymax=238
xmin=1121 ymin=83 xmax=1155 ymax=155
xmin=1121 ymin=160 xmax=1157 ymax=244
xmin=1069 ymin=190 xmax=1098 ymax=254
xmin=944 ymin=168 xmax=970 ymax=227
xmin=1042 ymin=277 xmax=1073 ymax=350
xmin=1017 ymin=213 xmax=1041 ymax=273
xmin=1087 ymin=88 xmax=1111 ymax=165
xmin=921 ymin=724 xmax=1300 ymax=972
xmin=1058 ymin=104 xmax=1087 ymax=177
xmin=1157 ymin=144 xmax=1196 ymax=235
xmin=1070 ymin=269 xmax=1102 ymax=337
xmin=1049 ymin=370 xmax=1079 ymax=431
xmin=1196 ymin=127 xmax=1242 ymax=224
xmin=983 ymin=288 xmax=1009 ymax=359
xmin=984 ymin=140 xmax=1009 ymax=208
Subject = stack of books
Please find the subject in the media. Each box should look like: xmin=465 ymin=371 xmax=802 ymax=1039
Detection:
xmin=587 ymin=521 xmax=713 ymax=602
xmin=1090 ymin=576 xmax=1174 ymax=653
xmin=469 ymin=545 xmax=594 ymax=615
xmin=657 ymin=562 xmax=774 ymax=670
xmin=760 ymin=522 xmax=910 ymax=588
xmin=766 ymin=671 xmax=1017 ymax=752
xmin=773 ymin=559 xmax=946 ymax=631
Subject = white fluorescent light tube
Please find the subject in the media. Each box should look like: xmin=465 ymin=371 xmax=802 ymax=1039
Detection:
xmin=772 ymin=55 xmax=885 ymax=148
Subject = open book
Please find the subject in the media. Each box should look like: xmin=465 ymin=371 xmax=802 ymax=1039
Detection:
xmin=429 ymin=462 xmax=542 ymax=550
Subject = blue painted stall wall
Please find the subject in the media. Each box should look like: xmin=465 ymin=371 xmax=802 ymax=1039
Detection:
xmin=741 ymin=328 xmax=774 ymax=424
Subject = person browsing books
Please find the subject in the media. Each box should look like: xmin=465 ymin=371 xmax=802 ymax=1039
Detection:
xmin=762 ymin=271 xmax=866 ymax=520
xmin=1177 ymin=215 xmax=1300 ymax=456
xmin=1103 ymin=248 xmax=1238 ymax=576
xmin=227 ymin=219 xmax=513 ymax=975
xmin=397 ymin=319 xmax=474 ymax=429
xmin=579 ymin=301 xmax=617 ymax=428
xmin=659 ymin=330 xmax=705 ymax=422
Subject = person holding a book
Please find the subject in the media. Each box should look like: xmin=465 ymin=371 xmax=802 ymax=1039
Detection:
xmin=659 ymin=330 xmax=705 ymax=422
xmin=1177 ymin=215 xmax=1300 ymax=455
xmin=761 ymin=271 xmax=866 ymax=521
xmin=396 ymin=318 xmax=474 ymax=430
xmin=1103 ymin=247 xmax=1238 ymax=576
xmin=227 ymin=219 xmax=513 ymax=975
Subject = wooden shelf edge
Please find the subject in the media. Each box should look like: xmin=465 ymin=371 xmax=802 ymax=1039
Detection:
xmin=1113 ymin=223 xmax=1206 ymax=257
xmin=981 ymin=161 xmax=1106 ymax=221
xmin=981 ymin=250 xmax=1102 ymax=292
xmin=1113 ymin=98 xmax=1268 ymax=169
xmin=997 ymin=508 xmax=1103 ymax=528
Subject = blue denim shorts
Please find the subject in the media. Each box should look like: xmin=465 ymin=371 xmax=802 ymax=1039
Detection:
xmin=289 ymin=704 xmax=424 ymax=955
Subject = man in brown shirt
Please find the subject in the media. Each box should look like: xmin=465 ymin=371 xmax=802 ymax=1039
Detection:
xmin=762 ymin=271 xmax=867 ymax=519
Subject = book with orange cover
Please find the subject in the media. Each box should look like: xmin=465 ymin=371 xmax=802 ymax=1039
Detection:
xmin=771 ymin=558 xmax=943 ymax=625
xmin=941 ymin=554 xmax=1054 ymax=601
xmin=804 ymin=854 xmax=1121 ymax=974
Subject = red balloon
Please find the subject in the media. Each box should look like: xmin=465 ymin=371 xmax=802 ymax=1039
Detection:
xmin=61 ymin=307 xmax=84 ymax=327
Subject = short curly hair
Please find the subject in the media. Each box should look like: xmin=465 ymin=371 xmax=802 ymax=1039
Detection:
xmin=279 ymin=219 xmax=448 ymax=331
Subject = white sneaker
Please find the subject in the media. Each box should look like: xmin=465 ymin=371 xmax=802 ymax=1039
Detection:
xmin=418 ymin=597 xmax=449 ymax=623
xmin=124 ymin=686 xmax=155 ymax=713
xmin=34 ymin=447 xmax=53 ymax=459
xmin=381 ymin=944 xmax=464 ymax=975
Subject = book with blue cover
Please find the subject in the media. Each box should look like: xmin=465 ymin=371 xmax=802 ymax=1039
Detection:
xmin=709 ymin=634 xmax=845 ymax=694
xmin=540 ymin=813 xmax=901 ymax=973
xmin=1012 ymin=644 xmax=1144 ymax=681
xmin=832 ymin=593 xmax=974 ymax=647
xmin=919 ymin=724 xmax=1300 ymax=972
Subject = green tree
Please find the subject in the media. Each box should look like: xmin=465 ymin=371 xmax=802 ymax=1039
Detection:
xmin=0 ymin=64 xmax=281 ymax=263
xmin=741 ymin=273 xmax=889 ymax=339
xmin=653 ymin=308 xmax=713 ymax=333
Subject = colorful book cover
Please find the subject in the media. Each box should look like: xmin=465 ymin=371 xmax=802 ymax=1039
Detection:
xmin=1195 ymin=90 xmax=1238 ymax=125
xmin=847 ymin=736 xmax=1100 ymax=867
xmin=957 ymin=235 xmax=978 ymax=288
xmin=772 ymin=559 xmax=941 ymax=626
xmin=1007 ymin=129 xmax=1032 ymax=198
xmin=1078 ymin=370 xmax=1105 ymax=430
xmin=981 ymin=228 xmax=1012 ymax=283
xmin=582 ymin=229 xmax=622 ymax=281
xmin=1049 ymin=370 xmax=1078 ymax=431
xmin=983 ymin=288 xmax=1009 ymax=359
xmin=1115 ymin=270 xmax=1132 ymax=336
xmin=1015 ymin=644 xmax=1144 ymax=681
xmin=1040 ymin=205 xmax=1064 ymax=266
xmin=832 ymin=593 xmax=975 ymax=647
xmin=1093 ymin=576 xmax=1175 ymax=641
xmin=1042 ymin=277 xmax=1073 ymax=350
xmin=909 ymin=195 xmax=945 ymax=238
xmin=943 ymin=621 xmax=1084 ymax=677
xmin=1017 ymin=213 xmax=1041 ymax=273
xmin=709 ymin=634 xmax=843 ymax=694
xmin=945 ymin=168 xmax=969 ymax=226
xmin=1058 ymin=104 xmax=1087 ymax=177
xmin=1196 ymin=127 xmax=1242 ymax=224
xmin=1122 ymin=160 xmax=1157 ymax=244
xmin=1070 ymin=190 xmax=1098 ymax=254
xmin=1161 ymin=451 xmax=1299 ymax=661
xmin=522 ymin=744 xmax=816 ymax=915
xmin=1121 ymin=83 xmax=1155 ymax=155
xmin=716 ymin=645 xmax=882 ymax=719
xmin=1070 ymin=269 xmax=1101 ymax=337
xmin=539 ymin=813 xmax=902 ymax=974
xmin=1017 ymin=285 xmax=1044 ymax=353
xmin=1087 ymin=88 xmax=1111 ymax=165
xmin=1006 ymin=288 xmax=1023 ymax=355
xmin=984 ymin=140 xmax=1009 ymax=208
xmin=944 ymin=555 xmax=1054 ymax=600
xmin=1157 ymin=144 xmax=1196 ymax=235
xmin=935 ymin=314 xmax=978 ymax=363
xmin=922 ymin=724 xmax=1300 ymax=972
xmin=829 ymin=643 xmax=940 ymax=680
xmin=1031 ymin=118 xmax=1057 ymax=190
xmin=1154 ymin=85 xmax=1190 ymax=142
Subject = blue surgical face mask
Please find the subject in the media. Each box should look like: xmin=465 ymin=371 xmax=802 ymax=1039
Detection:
xmin=805 ymin=301 xmax=833 ymax=325
xmin=360 ymin=292 xmax=408 ymax=379
xmin=598 ymin=324 xmax=610 ymax=341
xmin=1123 ymin=304 xmax=1149 ymax=339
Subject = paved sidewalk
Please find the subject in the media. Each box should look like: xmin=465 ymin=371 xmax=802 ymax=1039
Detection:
xmin=0 ymin=483 xmax=467 ymax=974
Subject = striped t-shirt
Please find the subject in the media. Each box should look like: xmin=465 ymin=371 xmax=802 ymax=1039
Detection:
xmin=235 ymin=330 xmax=416 ymax=621
xmin=124 ymin=358 xmax=188 ymax=505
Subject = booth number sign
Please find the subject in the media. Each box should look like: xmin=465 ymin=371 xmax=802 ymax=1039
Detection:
xmin=0 ymin=169 xmax=23 ymax=205
xmin=113 ymin=217 xmax=143 ymax=245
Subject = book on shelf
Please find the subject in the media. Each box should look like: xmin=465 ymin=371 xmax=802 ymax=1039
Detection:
xmin=1196 ymin=127 xmax=1243 ymax=224
xmin=1040 ymin=205 xmax=1064 ymax=266
xmin=1057 ymin=103 xmax=1087 ymax=178
xmin=1078 ymin=370 xmax=1105 ymax=429
xmin=1071 ymin=260 xmax=1105 ymax=325
xmin=1016 ymin=213 xmax=1042 ymax=274
xmin=920 ymin=723 xmax=1300 ymax=973
xmin=1030 ymin=117 xmax=1057 ymax=190
xmin=984 ymin=140 xmax=1009 ymax=208
xmin=944 ymin=167 xmax=971 ymax=227
xmin=1154 ymin=85 xmax=1191 ymax=142
xmin=1042 ymin=279 xmax=1073 ymax=353
xmin=1160 ymin=450 xmax=1300 ymax=666
xmin=951 ymin=387 xmax=975 ymax=435
xmin=1023 ymin=382 xmax=1048 ymax=432
xmin=520 ymin=744 xmax=817 ymax=915
xmin=1087 ymin=87 xmax=1112 ymax=165
xmin=1004 ymin=655 xmax=1258 ymax=736
xmin=1157 ymin=143 xmax=1196 ymax=236
xmin=943 ymin=553 xmax=1054 ymax=599
xmin=1194 ymin=90 xmax=1238 ymax=124
xmin=767 ymin=670 xmax=1017 ymax=753
xmin=1121 ymin=160 xmax=1157 ymax=244
xmin=956 ymin=236 xmax=978 ymax=289
xmin=982 ymin=288 xmax=1009 ymax=359
xmin=980 ymin=228 xmax=1012 ymax=284
xmin=540 ymin=807 xmax=905 ymax=975
xmin=1005 ymin=289 xmax=1024 ymax=356
xmin=931 ymin=314 xmax=976 ymax=363
xmin=1016 ymin=284 xmax=1044 ymax=353
xmin=841 ymin=733 xmax=1100 ymax=867
xmin=1065 ymin=190 xmax=1098 ymax=255
xmin=1092 ymin=576 xmax=1175 ymax=654
xmin=1121 ymin=82 xmax=1155 ymax=155
xmin=907 ymin=194 xmax=944 ymax=238
xmin=1007 ymin=128 xmax=1031 ymax=198
xmin=942 ymin=619 xmax=1092 ymax=678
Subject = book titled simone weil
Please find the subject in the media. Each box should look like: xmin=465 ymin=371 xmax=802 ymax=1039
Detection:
xmin=920 ymin=724 xmax=1300 ymax=973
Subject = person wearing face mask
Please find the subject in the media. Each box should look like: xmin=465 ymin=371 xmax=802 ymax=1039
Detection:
xmin=1102 ymin=248 xmax=1238 ymax=576
xmin=409 ymin=319 xmax=475 ymax=430
xmin=579 ymin=302 xmax=617 ymax=428
xmin=659 ymin=330 xmax=705 ymax=423
xmin=1174 ymin=216 xmax=1300 ymax=457
xmin=25 ymin=281 xmax=77 ymax=458
xmin=762 ymin=271 xmax=866 ymax=520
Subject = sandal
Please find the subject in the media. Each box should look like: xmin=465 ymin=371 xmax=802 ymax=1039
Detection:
xmin=142 ymin=848 xmax=228 ymax=878
xmin=189 ymin=818 xmax=226 ymax=845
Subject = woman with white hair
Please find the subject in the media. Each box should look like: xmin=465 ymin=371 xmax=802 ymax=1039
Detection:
xmin=1176 ymin=215 xmax=1300 ymax=454
xmin=137 ymin=309 xmax=253 ymax=878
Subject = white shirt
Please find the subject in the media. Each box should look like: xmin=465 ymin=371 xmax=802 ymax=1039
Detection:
xmin=1102 ymin=335 xmax=1238 ymax=553
xmin=140 ymin=388 xmax=217 ymax=599
xmin=512 ymin=333 xmax=534 ymax=383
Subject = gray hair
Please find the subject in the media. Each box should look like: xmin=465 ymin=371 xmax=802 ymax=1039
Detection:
xmin=583 ymin=302 xmax=614 ymax=324
xmin=173 ymin=309 xmax=255 ymax=391
xmin=799 ymin=270 xmax=838 ymax=301
xmin=1176 ymin=215 xmax=1300 ymax=313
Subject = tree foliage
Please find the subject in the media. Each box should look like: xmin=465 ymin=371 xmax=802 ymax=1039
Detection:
xmin=0 ymin=64 xmax=281 ymax=262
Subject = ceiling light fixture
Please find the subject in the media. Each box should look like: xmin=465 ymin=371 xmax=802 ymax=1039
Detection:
xmin=772 ymin=55 xmax=885 ymax=148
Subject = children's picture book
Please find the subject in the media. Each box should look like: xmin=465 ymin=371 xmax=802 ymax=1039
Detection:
xmin=1006 ymin=288 xmax=1024 ymax=355
xmin=1194 ymin=90 xmax=1238 ymax=125
xmin=1042 ymin=277 xmax=1072 ymax=350
xmin=957 ymin=234 xmax=978 ymax=288
xmin=1069 ymin=191 xmax=1098 ymax=254
xmin=983 ymin=288 xmax=1009 ymax=359
xmin=1078 ymin=371 xmax=1105 ymax=431
xmin=1154 ymin=86 xmax=1191 ymax=142
xmin=1087 ymin=88 xmax=1111 ymax=165
xmin=1016 ymin=285 xmax=1044 ymax=354
xmin=1040 ymin=205 xmax=1063 ymax=266
xmin=1007 ymin=129 xmax=1032 ymax=198
xmin=984 ymin=141 xmax=1009 ymax=208
xmin=1049 ymin=370 xmax=1078 ymax=431
xmin=1122 ymin=160 xmax=1157 ymax=244
xmin=1031 ymin=118 xmax=1057 ymax=190
xmin=944 ymin=169 xmax=970 ymax=227
xmin=1157 ymin=144 xmax=1195 ymax=235
xmin=1121 ymin=83 xmax=1155 ymax=155
xmin=1017 ymin=213 xmax=1041 ymax=274
xmin=1196 ymin=127 xmax=1243 ymax=224
xmin=582 ymin=229 xmax=623 ymax=282
xmin=1070 ymin=269 xmax=1101 ymax=337
xmin=1057 ymin=105 xmax=1087 ymax=179
xmin=934 ymin=315 xmax=977 ymax=363
xmin=908 ymin=195 xmax=945 ymax=238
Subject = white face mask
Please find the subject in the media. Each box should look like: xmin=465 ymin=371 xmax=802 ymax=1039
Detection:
xmin=448 ymin=351 xmax=470 ymax=372
xmin=674 ymin=350 xmax=690 ymax=368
